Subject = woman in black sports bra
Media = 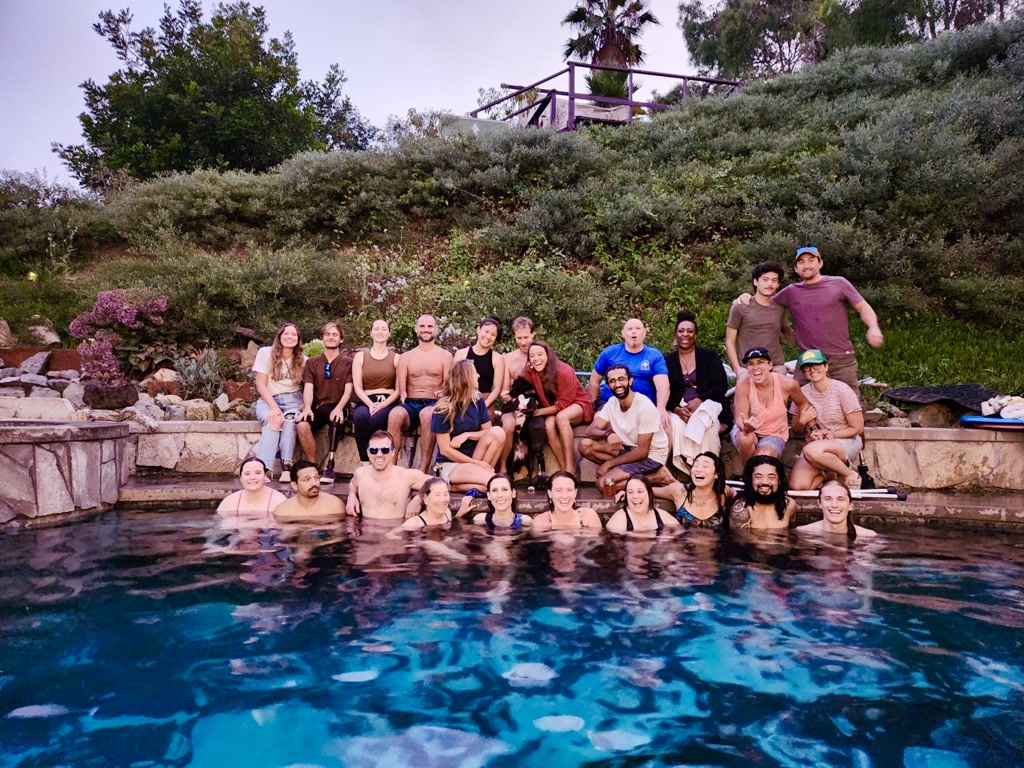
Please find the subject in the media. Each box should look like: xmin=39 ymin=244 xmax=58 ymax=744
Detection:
xmin=605 ymin=473 xmax=680 ymax=533
xmin=453 ymin=316 xmax=506 ymax=417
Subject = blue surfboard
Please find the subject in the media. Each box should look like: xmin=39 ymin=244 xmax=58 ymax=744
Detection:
xmin=960 ymin=414 xmax=1024 ymax=431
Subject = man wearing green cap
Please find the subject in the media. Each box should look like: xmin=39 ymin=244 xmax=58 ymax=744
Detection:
xmin=789 ymin=349 xmax=865 ymax=490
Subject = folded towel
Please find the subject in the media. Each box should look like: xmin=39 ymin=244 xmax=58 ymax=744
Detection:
xmin=670 ymin=400 xmax=722 ymax=473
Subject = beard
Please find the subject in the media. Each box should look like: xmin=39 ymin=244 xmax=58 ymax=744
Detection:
xmin=753 ymin=487 xmax=778 ymax=505
xmin=612 ymin=387 xmax=631 ymax=400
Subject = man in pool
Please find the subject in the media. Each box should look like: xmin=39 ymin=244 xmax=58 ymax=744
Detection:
xmin=588 ymin=318 xmax=671 ymax=429
xmin=346 ymin=430 xmax=431 ymax=520
xmin=274 ymin=460 xmax=346 ymax=520
xmin=729 ymin=455 xmax=796 ymax=530
xmin=387 ymin=314 xmax=454 ymax=473
xmin=580 ymin=364 xmax=674 ymax=495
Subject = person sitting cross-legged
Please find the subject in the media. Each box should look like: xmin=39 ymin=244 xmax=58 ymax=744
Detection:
xmin=579 ymin=365 xmax=674 ymax=497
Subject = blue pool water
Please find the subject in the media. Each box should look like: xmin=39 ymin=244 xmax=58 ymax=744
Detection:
xmin=1 ymin=512 xmax=1022 ymax=767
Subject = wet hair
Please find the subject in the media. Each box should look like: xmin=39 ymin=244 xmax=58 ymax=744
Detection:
xmin=511 ymin=316 xmax=535 ymax=333
xmin=752 ymin=261 xmax=784 ymax=283
xmin=321 ymin=321 xmax=344 ymax=341
xmin=289 ymin=459 xmax=319 ymax=483
xmin=238 ymin=457 xmax=268 ymax=477
xmin=674 ymin=310 xmax=698 ymax=333
xmin=605 ymin=363 xmax=631 ymax=382
xmin=420 ymin=476 xmax=449 ymax=503
xmin=433 ymin=359 xmax=481 ymax=420
xmin=620 ymin=473 xmax=655 ymax=514
xmin=528 ymin=340 xmax=560 ymax=398
xmin=818 ymin=478 xmax=857 ymax=540
xmin=546 ymin=470 xmax=580 ymax=512
xmin=268 ymin=322 xmax=304 ymax=382
xmin=686 ymin=451 xmax=730 ymax=532
xmin=483 ymin=473 xmax=519 ymax=527
xmin=741 ymin=455 xmax=789 ymax=519
xmin=368 ymin=429 xmax=394 ymax=447
xmin=478 ymin=315 xmax=504 ymax=344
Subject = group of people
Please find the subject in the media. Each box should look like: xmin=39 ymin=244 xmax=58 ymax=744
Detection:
xmin=239 ymin=244 xmax=884 ymax=538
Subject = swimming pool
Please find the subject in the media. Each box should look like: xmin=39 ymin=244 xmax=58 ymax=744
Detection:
xmin=1 ymin=512 xmax=1022 ymax=767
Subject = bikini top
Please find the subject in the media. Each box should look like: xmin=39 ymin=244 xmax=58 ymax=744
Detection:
xmin=235 ymin=489 xmax=273 ymax=517
xmin=623 ymin=507 xmax=666 ymax=532
xmin=676 ymin=492 xmax=729 ymax=529
xmin=466 ymin=347 xmax=496 ymax=393
xmin=417 ymin=511 xmax=452 ymax=527
xmin=485 ymin=510 xmax=524 ymax=530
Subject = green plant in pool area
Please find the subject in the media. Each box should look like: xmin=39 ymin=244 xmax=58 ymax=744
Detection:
xmin=175 ymin=349 xmax=228 ymax=402
xmin=303 ymin=339 xmax=325 ymax=358
xmin=69 ymin=288 xmax=169 ymax=383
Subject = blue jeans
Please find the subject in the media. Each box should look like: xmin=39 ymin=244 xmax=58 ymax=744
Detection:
xmin=254 ymin=390 xmax=303 ymax=469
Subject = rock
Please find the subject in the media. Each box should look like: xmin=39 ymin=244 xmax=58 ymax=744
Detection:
xmin=17 ymin=351 xmax=50 ymax=376
xmin=909 ymin=403 xmax=959 ymax=429
xmin=862 ymin=408 xmax=887 ymax=426
xmin=222 ymin=413 xmax=239 ymax=421
xmin=238 ymin=341 xmax=260 ymax=372
xmin=20 ymin=374 xmax=49 ymax=387
xmin=155 ymin=393 xmax=183 ymax=407
xmin=62 ymin=381 xmax=86 ymax=410
xmin=88 ymin=409 xmax=124 ymax=422
xmin=0 ymin=377 xmax=20 ymax=385
xmin=137 ymin=401 xmax=166 ymax=422
xmin=47 ymin=369 xmax=80 ymax=380
xmin=83 ymin=382 xmax=139 ymax=410
xmin=71 ymin=409 xmax=90 ymax=421
xmin=0 ymin=367 xmax=16 ymax=379
xmin=28 ymin=387 xmax=60 ymax=398
xmin=184 ymin=400 xmax=215 ymax=421
xmin=135 ymin=433 xmax=182 ymax=469
xmin=886 ymin=417 xmax=913 ymax=428
xmin=47 ymin=379 xmax=70 ymax=393
xmin=164 ymin=404 xmax=187 ymax=420
xmin=213 ymin=392 xmax=231 ymax=412
xmin=0 ymin=319 xmax=17 ymax=348
xmin=122 ymin=405 xmax=161 ymax=432
xmin=0 ymin=386 xmax=25 ymax=398
xmin=151 ymin=368 xmax=180 ymax=382
xmin=26 ymin=316 xmax=60 ymax=347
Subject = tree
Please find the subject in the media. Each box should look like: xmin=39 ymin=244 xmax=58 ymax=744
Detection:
xmin=563 ymin=0 xmax=661 ymax=67
xmin=53 ymin=1 xmax=373 ymax=190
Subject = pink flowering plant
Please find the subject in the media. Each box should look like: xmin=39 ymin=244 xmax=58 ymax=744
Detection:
xmin=70 ymin=289 xmax=169 ymax=383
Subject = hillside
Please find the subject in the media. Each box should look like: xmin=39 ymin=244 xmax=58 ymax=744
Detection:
xmin=2 ymin=19 xmax=1023 ymax=390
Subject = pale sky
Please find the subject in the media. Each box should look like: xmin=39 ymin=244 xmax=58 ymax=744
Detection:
xmin=0 ymin=0 xmax=694 ymax=183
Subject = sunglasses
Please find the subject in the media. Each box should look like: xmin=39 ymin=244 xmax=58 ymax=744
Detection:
xmin=367 ymin=446 xmax=393 ymax=455
xmin=795 ymin=246 xmax=820 ymax=257
xmin=324 ymin=362 xmax=332 ymax=379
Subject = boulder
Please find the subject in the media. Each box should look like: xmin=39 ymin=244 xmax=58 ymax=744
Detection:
xmin=155 ymin=393 xmax=183 ymax=407
xmin=47 ymin=379 xmax=70 ymax=393
xmin=908 ymin=403 xmax=959 ymax=429
xmin=28 ymin=387 xmax=60 ymax=398
xmin=164 ymin=404 xmax=187 ymax=420
xmin=886 ymin=417 xmax=913 ymax=428
xmin=62 ymin=381 xmax=87 ymax=410
xmin=862 ymin=408 xmax=887 ymax=426
xmin=122 ymin=405 xmax=161 ymax=432
xmin=0 ymin=386 xmax=25 ymax=398
xmin=26 ymin=316 xmax=61 ymax=347
xmin=88 ymin=409 xmax=124 ymax=422
xmin=151 ymin=368 xmax=180 ymax=382
xmin=184 ymin=400 xmax=215 ymax=421
xmin=71 ymin=409 xmax=90 ymax=421
xmin=47 ymin=369 xmax=80 ymax=380
xmin=83 ymin=382 xmax=139 ymax=410
xmin=20 ymin=374 xmax=49 ymax=387
xmin=17 ymin=351 xmax=50 ymax=376
xmin=213 ymin=392 xmax=231 ymax=412
xmin=0 ymin=319 xmax=17 ymax=348
xmin=238 ymin=341 xmax=260 ymax=372
xmin=0 ymin=367 xmax=16 ymax=379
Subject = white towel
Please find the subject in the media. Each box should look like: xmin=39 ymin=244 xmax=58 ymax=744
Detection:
xmin=669 ymin=400 xmax=723 ymax=473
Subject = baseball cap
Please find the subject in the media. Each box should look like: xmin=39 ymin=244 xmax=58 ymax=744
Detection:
xmin=795 ymin=246 xmax=820 ymax=259
xmin=797 ymin=349 xmax=828 ymax=368
xmin=741 ymin=347 xmax=772 ymax=364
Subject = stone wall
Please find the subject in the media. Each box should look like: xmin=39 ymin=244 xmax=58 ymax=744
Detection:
xmin=0 ymin=421 xmax=131 ymax=523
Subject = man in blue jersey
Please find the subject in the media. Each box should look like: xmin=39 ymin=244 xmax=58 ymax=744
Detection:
xmin=588 ymin=318 xmax=670 ymax=430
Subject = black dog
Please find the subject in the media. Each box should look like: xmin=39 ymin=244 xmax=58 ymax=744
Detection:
xmin=500 ymin=382 xmax=547 ymax=488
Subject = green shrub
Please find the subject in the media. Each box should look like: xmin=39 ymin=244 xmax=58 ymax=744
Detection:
xmin=175 ymin=349 xmax=227 ymax=401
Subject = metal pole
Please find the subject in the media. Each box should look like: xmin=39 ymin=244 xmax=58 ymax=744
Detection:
xmin=627 ymin=70 xmax=634 ymax=124
xmin=549 ymin=89 xmax=557 ymax=127
xmin=568 ymin=62 xmax=576 ymax=130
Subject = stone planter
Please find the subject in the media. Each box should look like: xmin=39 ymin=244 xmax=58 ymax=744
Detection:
xmin=83 ymin=382 xmax=140 ymax=410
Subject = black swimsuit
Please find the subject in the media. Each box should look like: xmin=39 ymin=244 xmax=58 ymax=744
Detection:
xmin=623 ymin=507 xmax=666 ymax=532
xmin=466 ymin=347 xmax=496 ymax=393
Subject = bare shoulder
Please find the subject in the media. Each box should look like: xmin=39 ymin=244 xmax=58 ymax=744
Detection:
xmin=855 ymin=524 xmax=879 ymax=538
xmin=730 ymin=499 xmax=750 ymax=525
xmin=579 ymin=507 xmax=604 ymax=529
xmin=216 ymin=491 xmax=239 ymax=513
xmin=795 ymin=520 xmax=823 ymax=533
xmin=472 ymin=512 xmax=488 ymax=525
xmin=784 ymin=498 xmax=799 ymax=519
xmin=400 ymin=467 xmax=430 ymax=489
xmin=453 ymin=347 xmax=469 ymax=361
xmin=605 ymin=509 xmax=627 ymax=532
xmin=268 ymin=489 xmax=288 ymax=511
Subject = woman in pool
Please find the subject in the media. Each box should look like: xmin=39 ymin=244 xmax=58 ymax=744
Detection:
xmin=216 ymin=457 xmax=288 ymax=523
xmin=454 ymin=315 xmax=506 ymax=417
xmin=467 ymin=474 xmax=532 ymax=530
xmin=252 ymin=322 xmax=306 ymax=482
xmin=605 ymin=473 xmax=680 ymax=533
xmin=655 ymin=451 xmax=736 ymax=529
xmin=518 ymin=340 xmax=594 ymax=476
xmin=399 ymin=477 xmax=454 ymax=530
xmin=797 ymin=479 xmax=878 ymax=539
xmin=532 ymin=470 xmax=603 ymax=531
xmin=352 ymin=319 xmax=400 ymax=464
xmin=431 ymin=360 xmax=506 ymax=491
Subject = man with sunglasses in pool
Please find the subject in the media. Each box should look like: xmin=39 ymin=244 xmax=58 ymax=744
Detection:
xmin=346 ymin=430 xmax=430 ymax=520
xmin=296 ymin=322 xmax=353 ymax=485
xmin=736 ymin=246 xmax=884 ymax=392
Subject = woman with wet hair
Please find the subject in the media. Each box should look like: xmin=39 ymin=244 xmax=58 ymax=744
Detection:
xmin=454 ymin=315 xmax=506 ymax=416
xmin=217 ymin=457 xmax=288 ymax=523
xmin=467 ymin=474 xmax=532 ymax=530
xmin=606 ymin=473 xmax=680 ymax=533
xmin=655 ymin=451 xmax=736 ymax=530
xmin=399 ymin=477 xmax=454 ymax=530
xmin=797 ymin=479 xmax=878 ymax=539
xmin=532 ymin=470 xmax=603 ymax=531
xmin=252 ymin=322 xmax=306 ymax=482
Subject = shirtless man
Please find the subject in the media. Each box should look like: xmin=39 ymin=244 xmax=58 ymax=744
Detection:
xmin=387 ymin=314 xmax=454 ymax=473
xmin=729 ymin=455 xmax=797 ymax=531
xmin=499 ymin=316 xmax=536 ymax=470
xmin=346 ymin=431 xmax=430 ymax=520
xmin=273 ymin=460 xmax=346 ymax=520
xmin=731 ymin=347 xmax=811 ymax=466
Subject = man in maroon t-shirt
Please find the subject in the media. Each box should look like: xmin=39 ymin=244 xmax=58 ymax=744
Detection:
xmin=296 ymin=322 xmax=353 ymax=484
xmin=772 ymin=246 xmax=884 ymax=391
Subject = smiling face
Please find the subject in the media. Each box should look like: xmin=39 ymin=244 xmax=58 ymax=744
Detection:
xmin=794 ymin=252 xmax=823 ymax=283
xmin=745 ymin=356 xmax=772 ymax=383
xmin=367 ymin=435 xmax=394 ymax=469
xmin=279 ymin=325 xmax=299 ymax=350
xmin=239 ymin=459 xmax=267 ymax=492
xmin=690 ymin=455 xmax=718 ymax=489
xmin=321 ymin=325 xmax=342 ymax=350
xmin=415 ymin=315 xmax=437 ymax=343
xmin=753 ymin=270 xmax=781 ymax=298
xmin=477 ymin=321 xmax=499 ymax=350
xmin=487 ymin=476 xmax=515 ymax=514
xmin=801 ymin=361 xmax=829 ymax=383
xmin=548 ymin=475 xmax=578 ymax=512
xmin=621 ymin=319 xmax=646 ymax=351
xmin=292 ymin=466 xmax=321 ymax=499
xmin=370 ymin=319 xmax=390 ymax=344
xmin=606 ymin=369 xmax=632 ymax=400
xmin=625 ymin=477 xmax=650 ymax=513
xmin=424 ymin=481 xmax=451 ymax=514
xmin=528 ymin=343 xmax=549 ymax=373
xmin=819 ymin=482 xmax=852 ymax=527
xmin=513 ymin=326 xmax=535 ymax=354
xmin=675 ymin=320 xmax=697 ymax=352
xmin=751 ymin=463 xmax=780 ymax=500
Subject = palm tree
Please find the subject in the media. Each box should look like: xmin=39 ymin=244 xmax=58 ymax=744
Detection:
xmin=562 ymin=0 xmax=660 ymax=68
